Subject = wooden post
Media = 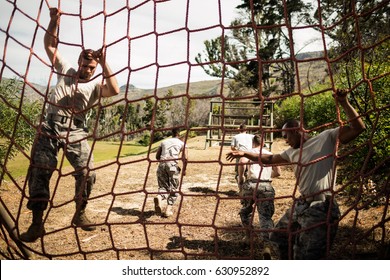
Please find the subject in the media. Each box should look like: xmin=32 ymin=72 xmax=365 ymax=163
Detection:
xmin=0 ymin=204 xmax=32 ymax=259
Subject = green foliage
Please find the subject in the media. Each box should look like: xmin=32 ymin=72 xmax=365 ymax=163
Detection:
xmin=310 ymin=2 xmax=390 ymax=203
xmin=138 ymin=132 xmax=151 ymax=146
xmin=116 ymin=103 xmax=142 ymax=138
xmin=196 ymin=0 xmax=312 ymax=96
xmin=195 ymin=36 xmax=239 ymax=79
xmin=88 ymin=88 xmax=191 ymax=143
xmin=304 ymin=91 xmax=337 ymax=130
xmin=0 ymin=79 xmax=41 ymax=165
xmin=276 ymin=71 xmax=388 ymax=205
xmin=276 ymin=44 xmax=389 ymax=205
xmin=88 ymin=98 xmax=123 ymax=140
xmin=141 ymin=97 xmax=170 ymax=143
xmin=314 ymin=0 xmax=389 ymax=52
xmin=141 ymin=98 xmax=154 ymax=128
xmin=5 ymin=140 xmax=159 ymax=179
xmin=212 ymin=104 xmax=221 ymax=115
xmin=337 ymin=54 xmax=390 ymax=195
xmin=274 ymin=88 xmax=336 ymax=131
xmin=187 ymin=130 xmax=197 ymax=138
xmin=166 ymin=89 xmax=195 ymax=128
xmin=274 ymin=95 xmax=300 ymax=128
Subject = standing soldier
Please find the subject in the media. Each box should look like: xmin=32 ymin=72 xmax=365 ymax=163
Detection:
xmin=154 ymin=129 xmax=187 ymax=218
xmin=238 ymin=134 xmax=281 ymax=240
xmin=20 ymin=7 xmax=120 ymax=242
xmin=227 ymin=89 xmax=365 ymax=259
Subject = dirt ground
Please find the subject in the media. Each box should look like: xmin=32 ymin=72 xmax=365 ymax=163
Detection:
xmin=1 ymin=136 xmax=389 ymax=260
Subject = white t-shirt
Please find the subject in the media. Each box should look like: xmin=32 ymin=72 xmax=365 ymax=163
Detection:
xmin=159 ymin=137 xmax=185 ymax=164
xmin=231 ymin=133 xmax=254 ymax=151
xmin=280 ymin=128 xmax=339 ymax=196
xmin=46 ymin=53 xmax=101 ymax=121
xmin=247 ymin=147 xmax=273 ymax=181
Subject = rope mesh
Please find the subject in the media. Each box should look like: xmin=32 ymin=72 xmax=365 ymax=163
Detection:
xmin=0 ymin=0 xmax=389 ymax=260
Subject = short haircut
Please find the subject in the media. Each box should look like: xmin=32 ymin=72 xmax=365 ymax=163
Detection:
xmin=239 ymin=123 xmax=247 ymax=131
xmin=283 ymin=119 xmax=301 ymax=129
xmin=253 ymin=134 xmax=261 ymax=146
xmin=78 ymin=49 xmax=95 ymax=64
xmin=282 ymin=119 xmax=301 ymax=137
xmin=172 ymin=128 xmax=181 ymax=137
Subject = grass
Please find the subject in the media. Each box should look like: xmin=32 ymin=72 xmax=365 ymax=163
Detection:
xmin=2 ymin=139 xmax=160 ymax=180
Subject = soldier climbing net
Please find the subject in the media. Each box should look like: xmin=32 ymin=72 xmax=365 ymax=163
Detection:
xmin=0 ymin=0 xmax=389 ymax=260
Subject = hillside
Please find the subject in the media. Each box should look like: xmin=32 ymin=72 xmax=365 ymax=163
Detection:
xmin=20 ymin=78 xmax=231 ymax=103
xmin=17 ymin=51 xmax=328 ymax=103
xmin=2 ymin=136 xmax=387 ymax=260
xmin=117 ymin=79 xmax=232 ymax=101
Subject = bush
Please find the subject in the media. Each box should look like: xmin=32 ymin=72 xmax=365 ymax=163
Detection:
xmin=274 ymin=95 xmax=300 ymax=129
xmin=304 ymin=92 xmax=337 ymax=130
xmin=337 ymin=66 xmax=390 ymax=196
xmin=274 ymin=87 xmax=337 ymax=132
xmin=138 ymin=132 xmax=151 ymax=146
xmin=0 ymin=79 xmax=41 ymax=165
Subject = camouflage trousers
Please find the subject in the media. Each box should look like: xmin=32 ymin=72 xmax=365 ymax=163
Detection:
xmin=156 ymin=162 xmax=181 ymax=205
xmin=26 ymin=121 xmax=95 ymax=211
xmin=239 ymin=180 xmax=275 ymax=239
xmin=234 ymin=157 xmax=248 ymax=179
xmin=270 ymin=196 xmax=341 ymax=259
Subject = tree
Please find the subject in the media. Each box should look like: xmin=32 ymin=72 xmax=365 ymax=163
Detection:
xmin=123 ymin=102 xmax=142 ymax=139
xmin=313 ymin=0 xmax=389 ymax=54
xmin=196 ymin=0 xmax=312 ymax=97
xmin=164 ymin=89 xmax=197 ymax=128
xmin=311 ymin=1 xmax=389 ymax=194
xmin=89 ymin=99 xmax=120 ymax=140
xmin=336 ymin=44 xmax=390 ymax=196
xmin=0 ymin=79 xmax=41 ymax=173
xmin=141 ymin=96 xmax=170 ymax=143
xmin=141 ymin=98 xmax=154 ymax=128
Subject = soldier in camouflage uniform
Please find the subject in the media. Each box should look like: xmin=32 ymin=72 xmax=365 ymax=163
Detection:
xmin=154 ymin=129 xmax=187 ymax=218
xmin=227 ymin=89 xmax=365 ymax=259
xmin=20 ymin=7 xmax=120 ymax=242
xmin=237 ymin=135 xmax=280 ymax=240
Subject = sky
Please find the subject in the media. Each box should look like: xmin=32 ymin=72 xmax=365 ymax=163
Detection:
xmin=0 ymin=0 xmax=327 ymax=89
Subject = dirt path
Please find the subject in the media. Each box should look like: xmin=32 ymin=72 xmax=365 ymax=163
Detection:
xmin=1 ymin=136 xmax=388 ymax=259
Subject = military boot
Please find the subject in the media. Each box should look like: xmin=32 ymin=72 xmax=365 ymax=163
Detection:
xmin=72 ymin=209 xmax=96 ymax=231
xmin=20 ymin=210 xmax=45 ymax=242
xmin=263 ymin=245 xmax=272 ymax=260
xmin=154 ymin=195 xmax=163 ymax=216
xmin=162 ymin=204 xmax=174 ymax=218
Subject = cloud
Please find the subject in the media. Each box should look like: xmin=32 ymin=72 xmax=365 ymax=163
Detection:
xmin=0 ymin=0 xmax=325 ymax=89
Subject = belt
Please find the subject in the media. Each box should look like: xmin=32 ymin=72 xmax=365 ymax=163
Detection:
xmin=47 ymin=114 xmax=85 ymax=128
xmin=301 ymin=193 xmax=330 ymax=203
xmin=246 ymin=179 xmax=272 ymax=183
